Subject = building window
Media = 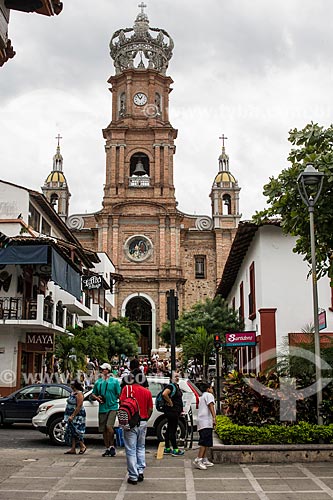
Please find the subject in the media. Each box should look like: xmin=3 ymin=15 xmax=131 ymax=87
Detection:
xmin=28 ymin=203 xmax=40 ymax=232
xmin=248 ymin=261 xmax=256 ymax=320
xmin=239 ymin=281 xmax=244 ymax=321
xmin=41 ymin=218 xmax=51 ymax=236
xmin=195 ymin=256 xmax=206 ymax=279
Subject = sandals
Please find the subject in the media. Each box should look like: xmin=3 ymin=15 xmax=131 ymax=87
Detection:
xmin=64 ymin=450 xmax=76 ymax=455
xmin=79 ymin=447 xmax=87 ymax=455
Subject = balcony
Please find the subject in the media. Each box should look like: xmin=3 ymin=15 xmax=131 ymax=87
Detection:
xmin=80 ymin=302 xmax=109 ymax=326
xmin=0 ymin=294 xmax=68 ymax=332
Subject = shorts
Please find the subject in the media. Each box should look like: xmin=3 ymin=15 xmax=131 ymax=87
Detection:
xmin=98 ymin=410 xmax=117 ymax=432
xmin=198 ymin=427 xmax=213 ymax=447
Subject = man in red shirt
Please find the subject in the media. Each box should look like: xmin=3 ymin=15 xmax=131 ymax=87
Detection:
xmin=120 ymin=359 xmax=153 ymax=485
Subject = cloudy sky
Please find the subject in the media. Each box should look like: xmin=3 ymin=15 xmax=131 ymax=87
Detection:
xmin=1 ymin=0 xmax=333 ymax=220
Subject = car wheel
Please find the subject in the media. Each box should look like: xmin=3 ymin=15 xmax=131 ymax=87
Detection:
xmin=48 ymin=416 xmax=66 ymax=445
xmin=155 ymin=418 xmax=186 ymax=442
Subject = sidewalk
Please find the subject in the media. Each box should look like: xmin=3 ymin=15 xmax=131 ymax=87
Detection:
xmin=1 ymin=446 xmax=333 ymax=499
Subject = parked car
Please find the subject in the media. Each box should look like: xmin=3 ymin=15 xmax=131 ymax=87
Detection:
xmin=32 ymin=376 xmax=201 ymax=445
xmin=0 ymin=383 xmax=72 ymax=425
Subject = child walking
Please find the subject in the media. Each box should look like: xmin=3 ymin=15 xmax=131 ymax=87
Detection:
xmin=193 ymin=382 xmax=216 ymax=470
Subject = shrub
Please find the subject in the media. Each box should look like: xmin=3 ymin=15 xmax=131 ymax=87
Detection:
xmin=215 ymin=416 xmax=333 ymax=444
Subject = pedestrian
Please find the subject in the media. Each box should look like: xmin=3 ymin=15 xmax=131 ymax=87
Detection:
xmin=162 ymin=371 xmax=184 ymax=456
xmin=120 ymin=362 xmax=153 ymax=485
xmin=92 ymin=362 xmax=121 ymax=457
xmin=193 ymin=382 xmax=216 ymax=470
xmin=63 ymin=380 xmax=86 ymax=455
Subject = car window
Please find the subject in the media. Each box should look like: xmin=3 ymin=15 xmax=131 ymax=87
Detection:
xmin=44 ymin=386 xmax=71 ymax=399
xmin=147 ymin=381 xmax=165 ymax=397
xmin=16 ymin=386 xmax=42 ymax=400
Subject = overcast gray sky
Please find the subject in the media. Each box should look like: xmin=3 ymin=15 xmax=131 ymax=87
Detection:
xmin=1 ymin=0 xmax=333 ymax=220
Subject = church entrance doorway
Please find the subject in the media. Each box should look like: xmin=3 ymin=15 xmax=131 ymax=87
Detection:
xmin=125 ymin=297 xmax=152 ymax=355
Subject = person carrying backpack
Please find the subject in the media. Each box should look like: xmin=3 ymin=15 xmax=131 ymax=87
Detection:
xmin=119 ymin=359 xmax=153 ymax=485
xmin=162 ymin=371 xmax=184 ymax=456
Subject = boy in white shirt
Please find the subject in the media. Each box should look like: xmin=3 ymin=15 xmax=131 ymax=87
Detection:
xmin=193 ymin=382 xmax=216 ymax=470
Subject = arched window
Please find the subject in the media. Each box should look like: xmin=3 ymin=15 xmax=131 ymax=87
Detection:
xmin=130 ymin=153 xmax=150 ymax=177
xmin=222 ymin=194 xmax=231 ymax=215
xmin=119 ymin=92 xmax=126 ymax=117
xmin=155 ymin=92 xmax=162 ymax=117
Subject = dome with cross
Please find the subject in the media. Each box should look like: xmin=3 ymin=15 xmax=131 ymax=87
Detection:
xmin=109 ymin=3 xmax=174 ymax=75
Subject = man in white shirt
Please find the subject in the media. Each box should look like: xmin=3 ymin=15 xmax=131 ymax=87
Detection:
xmin=193 ymin=382 xmax=216 ymax=470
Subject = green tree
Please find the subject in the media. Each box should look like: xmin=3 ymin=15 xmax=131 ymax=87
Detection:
xmin=99 ymin=321 xmax=138 ymax=359
xmin=182 ymin=327 xmax=214 ymax=381
xmin=160 ymin=295 xmax=243 ymax=346
xmin=111 ymin=316 xmax=141 ymax=339
xmin=253 ymin=122 xmax=333 ymax=278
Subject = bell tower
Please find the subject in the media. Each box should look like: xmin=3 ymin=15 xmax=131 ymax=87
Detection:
xmin=42 ymin=134 xmax=71 ymax=220
xmin=93 ymin=5 xmax=181 ymax=354
xmin=102 ymin=3 xmax=177 ymax=213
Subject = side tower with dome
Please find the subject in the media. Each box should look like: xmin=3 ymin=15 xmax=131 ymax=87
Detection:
xmin=66 ymin=5 xmax=241 ymax=354
xmin=42 ymin=135 xmax=71 ymax=220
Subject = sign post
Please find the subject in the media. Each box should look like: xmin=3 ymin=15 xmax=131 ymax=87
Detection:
xmin=214 ymin=334 xmax=222 ymax=415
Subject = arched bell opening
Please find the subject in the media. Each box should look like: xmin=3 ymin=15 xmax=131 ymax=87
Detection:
xmin=222 ymin=194 xmax=232 ymax=215
xmin=130 ymin=152 xmax=150 ymax=177
xmin=125 ymin=296 xmax=152 ymax=355
xmin=50 ymin=193 xmax=59 ymax=213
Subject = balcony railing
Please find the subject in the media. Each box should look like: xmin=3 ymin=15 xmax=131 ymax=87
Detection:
xmin=128 ymin=176 xmax=151 ymax=187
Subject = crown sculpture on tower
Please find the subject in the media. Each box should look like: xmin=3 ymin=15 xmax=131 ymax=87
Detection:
xmin=109 ymin=2 xmax=174 ymax=75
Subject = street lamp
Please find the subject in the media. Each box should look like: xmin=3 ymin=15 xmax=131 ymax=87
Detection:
xmin=297 ymin=163 xmax=324 ymax=425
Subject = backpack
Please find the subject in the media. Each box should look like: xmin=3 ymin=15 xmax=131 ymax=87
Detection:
xmin=118 ymin=384 xmax=141 ymax=429
xmin=155 ymin=383 xmax=176 ymax=412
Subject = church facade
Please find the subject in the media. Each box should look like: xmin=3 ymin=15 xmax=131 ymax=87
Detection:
xmin=63 ymin=6 xmax=241 ymax=354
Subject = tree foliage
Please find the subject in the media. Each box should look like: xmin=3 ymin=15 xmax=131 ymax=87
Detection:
xmin=182 ymin=326 xmax=214 ymax=380
xmin=55 ymin=321 xmax=138 ymax=375
xmin=160 ymin=295 xmax=243 ymax=345
xmin=253 ymin=122 xmax=333 ymax=278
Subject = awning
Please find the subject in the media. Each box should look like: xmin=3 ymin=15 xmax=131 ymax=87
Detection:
xmin=0 ymin=244 xmax=81 ymax=300
xmin=52 ymin=249 xmax=81 ymax=300
xmin=0 ymin=245 xmax=48 ymax=264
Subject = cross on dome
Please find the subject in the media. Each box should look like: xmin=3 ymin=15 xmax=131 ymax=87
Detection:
xmin=138 ymin=2 xmax=147 ymax=14
xmin=55 ymin=133 xmax=63 ymax=148
xmin=219 ymin=134 xmax=228 ymax=150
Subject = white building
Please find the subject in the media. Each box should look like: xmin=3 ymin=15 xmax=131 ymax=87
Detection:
xmin=217 ymin=221 xmax=333 ymax=372
xmin=0 ymin=180 xmax=117 ymax=396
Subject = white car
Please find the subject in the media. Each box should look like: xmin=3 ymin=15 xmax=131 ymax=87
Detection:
xmin=32 ymin=376 xmax=201 ymax=445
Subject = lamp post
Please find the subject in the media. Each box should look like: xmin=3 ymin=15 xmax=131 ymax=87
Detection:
xmin=297 ymin=163 xmax=324 ymax=425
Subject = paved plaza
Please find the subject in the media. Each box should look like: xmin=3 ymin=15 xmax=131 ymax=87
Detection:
xmin=1 ymin=447 xmax=333 ymax=500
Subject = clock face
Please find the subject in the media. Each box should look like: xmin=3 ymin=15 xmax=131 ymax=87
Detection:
xmin=133 ymin=92 xmax=147 ymax=106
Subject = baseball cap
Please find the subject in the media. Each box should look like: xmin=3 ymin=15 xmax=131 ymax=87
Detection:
xmin=100 ymin=362 xmax=111 ymax=371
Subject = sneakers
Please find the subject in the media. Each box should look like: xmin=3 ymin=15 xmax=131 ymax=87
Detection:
xmin=127 ymin=478 xmax=137 ymax=485
xmin=164 ymin=447 xmax=172 ymax=455
xmin=138 ymin=473 xmax=144 ymax=482
xmin=193 ymin=458 xmax=207 ymax=470
xmin=202 ymin=458 xmax=214 ymax=467
xmin=102 ymin=447 xmax=116 ymax=457
xmin=171 ymin=448 xmax=185 ymax=456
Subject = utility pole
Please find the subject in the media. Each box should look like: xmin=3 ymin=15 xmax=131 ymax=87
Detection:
xmin=167 ymin=289 xmax=178 ymax=372
xmin=214 ymin=334 xmax=222 ymax=414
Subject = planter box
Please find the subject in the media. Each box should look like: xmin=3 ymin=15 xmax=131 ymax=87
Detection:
xmin=210 ymin=437 xmax=333 ymax=463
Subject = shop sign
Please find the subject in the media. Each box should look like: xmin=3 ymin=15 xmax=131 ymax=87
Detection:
xmin=25 ymin=333 xmax=55 ymax=352
xmin=82 ymin=275 xmax=102 ymax=290
xmin=225 ymin=331 xmax=256 ymax=347
xmin=319 ymin=310 xmax=327 ymax=331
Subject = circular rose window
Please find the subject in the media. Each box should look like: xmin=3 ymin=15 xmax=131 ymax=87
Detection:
xmin=125 ymin=235 xmax=153 ymax=262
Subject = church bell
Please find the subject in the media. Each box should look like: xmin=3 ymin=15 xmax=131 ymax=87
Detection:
xmin=132 ymin=159 xmax=146 ymax=176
